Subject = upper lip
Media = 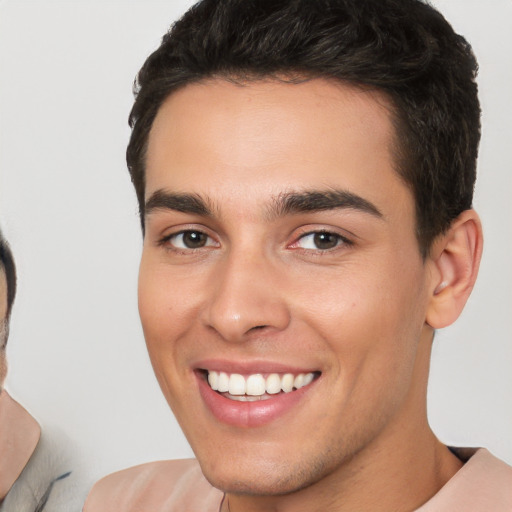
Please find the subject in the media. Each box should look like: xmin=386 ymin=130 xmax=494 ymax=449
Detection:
xmin=193 ymin=359 xmax=319 ymax=375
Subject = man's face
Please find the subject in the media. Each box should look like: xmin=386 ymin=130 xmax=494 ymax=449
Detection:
xmin=139 ymin=78 xmax=437 ymax=495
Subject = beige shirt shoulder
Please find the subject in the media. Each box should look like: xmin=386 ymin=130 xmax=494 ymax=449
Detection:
xmin=416 ymin=448 xmax=512 ymax=511
xmin=84 ymin=449 xmax=512 ymax=512
xmin=84 ymin=459 xmax=223 ymax=512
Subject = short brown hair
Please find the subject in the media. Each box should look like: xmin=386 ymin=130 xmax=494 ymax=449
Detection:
xmin=127 ymin=0 xmax=480 ymax=256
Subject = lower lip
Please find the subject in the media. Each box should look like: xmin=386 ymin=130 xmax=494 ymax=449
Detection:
xmin=197 ymin=373 xmax=317 ymax=428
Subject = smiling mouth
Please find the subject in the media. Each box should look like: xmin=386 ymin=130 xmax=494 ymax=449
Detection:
xmin=204 ymin=370 xmax=320 ymax=402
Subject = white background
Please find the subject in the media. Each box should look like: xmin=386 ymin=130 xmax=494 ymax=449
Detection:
xmin=0 ymin=0 xmax=511 ymax=483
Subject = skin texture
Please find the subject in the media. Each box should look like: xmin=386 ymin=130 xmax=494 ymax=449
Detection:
xmin=138 ymin=78 xmax=482 ymax=512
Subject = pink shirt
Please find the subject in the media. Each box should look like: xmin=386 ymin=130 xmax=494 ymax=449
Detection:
xmin=84 ymin=448 xmax=512 ymax=511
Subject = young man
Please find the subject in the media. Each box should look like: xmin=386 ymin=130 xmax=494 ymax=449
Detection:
xmin=85 ymin=0 xmax=512 ymax=510
xmin=0 ymin=231 xmax=87 ymax=512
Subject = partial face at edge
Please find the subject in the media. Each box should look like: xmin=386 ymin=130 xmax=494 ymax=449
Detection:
xmin=0 ymin=269 xmax=8 ymax=385
xmin=0 ymin=268 xmax=7 ymax=322
xmin=138 ymin=78 xmax=435 ymax=494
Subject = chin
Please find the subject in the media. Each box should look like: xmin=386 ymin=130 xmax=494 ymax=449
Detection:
xmin=197 ymin=449 xmax=332 ymax=497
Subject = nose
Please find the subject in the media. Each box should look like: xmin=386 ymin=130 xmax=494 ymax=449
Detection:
xmin=203 ymin=249 xmax=291 ymax=343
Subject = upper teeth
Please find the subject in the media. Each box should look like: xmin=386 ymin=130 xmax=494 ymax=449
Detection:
xmin=207 ymin=371 xmax=315 ymax=396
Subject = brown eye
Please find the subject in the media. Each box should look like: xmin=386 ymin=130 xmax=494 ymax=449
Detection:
xmin=182 ymin=231 xmax=208 ymax=248
xmin=167 ymin=230 xmax=215 ymax=249
xmin=295 ymin=231 xmax=347 ymax=251
xmin=313 ymin=232 xmax=339 ymax=250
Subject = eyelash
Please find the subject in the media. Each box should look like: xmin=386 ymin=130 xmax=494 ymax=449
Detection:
xmin=158 ymin=230 xmax=219 ymax=252
xmin=290 ymin=230 xmax=353 ymax=253
xmin=158 ymin=228 xmax=353 ymax=254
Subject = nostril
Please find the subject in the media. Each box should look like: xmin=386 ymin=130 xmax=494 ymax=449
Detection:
xmin=249 ymin=325 xmax=267 ymax=332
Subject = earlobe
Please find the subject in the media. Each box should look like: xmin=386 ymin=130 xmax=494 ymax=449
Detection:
xmin=426 ymin=210 xmax=483 ymax=329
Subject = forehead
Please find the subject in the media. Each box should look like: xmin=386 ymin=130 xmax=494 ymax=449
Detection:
xmin=145 ymin=78 xmax=409 ymax=220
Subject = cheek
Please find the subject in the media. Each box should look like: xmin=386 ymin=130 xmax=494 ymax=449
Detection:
xmin=138 ymin=262 xmax=194 ymax=411
xmin=294 ymin=256 xmax=428 ymax=377
xmin=137 ymin=257 xmax=209 ymax=400
xmin=137 ymin=266 xmax=166 ymax=346
xmin=138 ymin=261 xmax=184 ymax=378
xmin=138 ymin=258 xmax=197 ymax=342
xmin=300 ymin=269 xmax=428 ymax=444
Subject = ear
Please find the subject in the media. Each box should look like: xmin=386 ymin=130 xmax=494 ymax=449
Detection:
xmin=426 ymin=210 xmax=483 ymax=329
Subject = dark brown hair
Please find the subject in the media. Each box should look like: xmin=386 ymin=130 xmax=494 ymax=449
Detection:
xmin=127 ymin=0 xmax=480 ymax=256
xmin=0 ymin=229 xmax=16 ymax=330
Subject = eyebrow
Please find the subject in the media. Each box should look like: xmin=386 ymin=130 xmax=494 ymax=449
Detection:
xmin=144 ymin=188 xmax=382 ymax=220
xmin=145 ymin=189 xmax=214 ymax=217
xmin=268 ymin=189 xmax=383 ymax=219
